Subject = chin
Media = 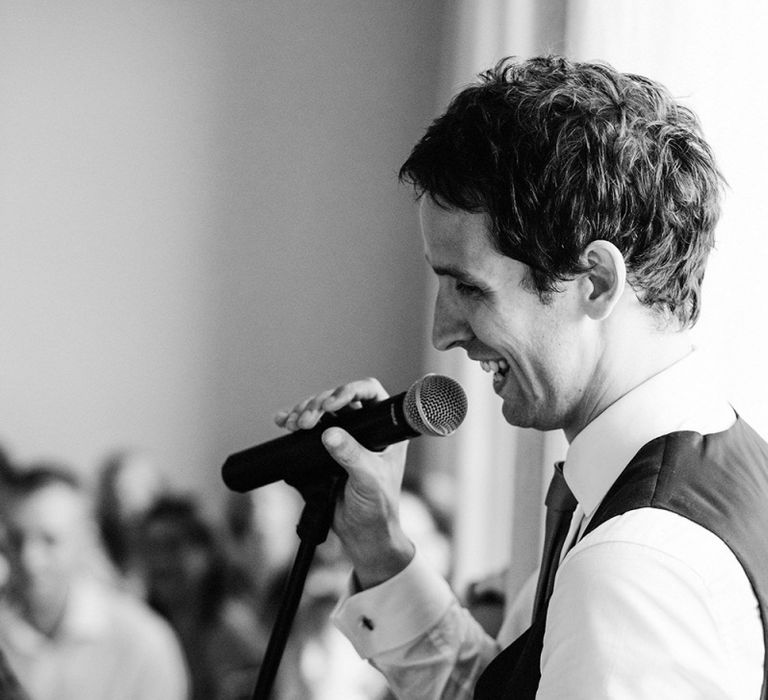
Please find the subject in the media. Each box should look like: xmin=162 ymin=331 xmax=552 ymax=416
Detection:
xmin=500 ymin=399 xmax=536 ymax=429
xmin=501 ymin=395 xmax=561 ymax=432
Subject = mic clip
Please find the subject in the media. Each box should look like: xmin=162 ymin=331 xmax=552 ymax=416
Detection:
xmin=283 ymin=446 xmax=347 ymax=546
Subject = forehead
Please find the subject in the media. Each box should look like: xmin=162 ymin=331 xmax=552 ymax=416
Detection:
xmin=418 ymin=198 xmax=528 ymax=289
xmin=418 ymin=198 xmax=494 ymax=265
xmin=6 ymin=483 xmax=87 ymax=535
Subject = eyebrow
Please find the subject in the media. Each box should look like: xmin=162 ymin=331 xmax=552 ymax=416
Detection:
xmin=426 ymin=257 xmax=485 ymax=287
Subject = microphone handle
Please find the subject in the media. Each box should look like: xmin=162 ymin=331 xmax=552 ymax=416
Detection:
xmin=221 ymin=391 xmax=418 ymax=493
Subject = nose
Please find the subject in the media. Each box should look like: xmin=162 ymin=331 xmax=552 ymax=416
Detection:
xmin=432 ymin=283 xmax=473 ymax=351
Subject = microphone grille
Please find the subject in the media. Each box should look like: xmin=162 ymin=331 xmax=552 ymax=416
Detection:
xmin=403 ymin=374 xmax=468 ymax=437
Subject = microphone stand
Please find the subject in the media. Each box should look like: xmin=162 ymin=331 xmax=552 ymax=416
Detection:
xmin=250 ymin=463 xmax=347 ymax=700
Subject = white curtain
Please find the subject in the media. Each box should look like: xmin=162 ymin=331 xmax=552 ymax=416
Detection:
xmin=420 ymin=0 xmax=768 ymax=598
xmin=418 ymin=0 xmax=570 ymax=597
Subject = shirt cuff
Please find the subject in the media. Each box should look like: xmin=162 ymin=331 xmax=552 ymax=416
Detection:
xmin=331 ymin=548 xmax=456 ymax=659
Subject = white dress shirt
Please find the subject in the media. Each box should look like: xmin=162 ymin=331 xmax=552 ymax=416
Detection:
xmin=332 ymin=351 xmax=765 ymax=699
xmin=0 ymin=576 xmax=189 ymax=700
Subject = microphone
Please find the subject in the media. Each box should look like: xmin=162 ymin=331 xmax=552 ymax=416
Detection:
xmin=221 ymin=374 xmax=467 ymax=493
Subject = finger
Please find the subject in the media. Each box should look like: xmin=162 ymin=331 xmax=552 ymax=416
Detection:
xmin=274 ymin=395 xmax=316 ymax=432
xmin=274 ymin=409 xmax=291 ymax=427
xmin=322 ymin=378 xmax=389 ymax=413
xmin=275 ymin=388 xmax=340 ymax=431
xmin=284 ymin=396 xmax=314 ymax=431
xmin=295 ymin=389 xmax=338 ymax=429
xmin=275 ymin=378 xmax=390 ymax=432
xmin=333 ymin=399 xmax=364 ymax=415
xmin=321 ymin=427 xmax=366 ymax=473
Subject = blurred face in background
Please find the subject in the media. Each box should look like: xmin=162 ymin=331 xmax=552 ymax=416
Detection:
xmin=143 ymin=516 xmax=210 ymax=607
xmin=3 ymin=483 xmax=91 ymax=626
xmin=110 ymin=453 xmax=165 ymax=521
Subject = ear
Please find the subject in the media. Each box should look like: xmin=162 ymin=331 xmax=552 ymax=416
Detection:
xmin=581 ymin=240 xmax=627 ymax=320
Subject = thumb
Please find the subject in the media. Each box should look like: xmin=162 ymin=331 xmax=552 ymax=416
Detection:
xmin=321 ymin=427 xmax=364 ymax=472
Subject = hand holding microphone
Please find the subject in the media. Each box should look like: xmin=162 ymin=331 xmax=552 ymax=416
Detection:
xmin=277 ymin=376 xmax=415 ymax=584
xmin=222 ymin=374 xmax=467 ymax=491
xmin=222 ymin=374 xmax=467 ymax=588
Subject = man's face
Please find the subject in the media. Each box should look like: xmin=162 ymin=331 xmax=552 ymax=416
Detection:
xmin=4 ymin=483 xmax=88 ymax=613
xmin=143 ymin=517 xmax=210 ymax=603
xmin=421 ymin=197 xmax=598 ymax=435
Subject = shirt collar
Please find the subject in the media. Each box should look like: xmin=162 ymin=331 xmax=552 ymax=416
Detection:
xmin=0 ymin=577 xmax=110 ymax=653
xmin=59 ymin=577 xmax=110 ymax=640
xmin=563 ymin=349 xmax=736 ymax=519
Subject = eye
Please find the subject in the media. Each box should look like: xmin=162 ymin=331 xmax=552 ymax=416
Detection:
xmin=455 ymin=280 xmax=485 ymax=298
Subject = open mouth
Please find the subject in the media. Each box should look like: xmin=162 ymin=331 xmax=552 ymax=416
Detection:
xmin=479 ymin=358 xmax=509 ymax=383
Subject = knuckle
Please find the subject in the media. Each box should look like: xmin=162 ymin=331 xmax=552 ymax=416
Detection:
xmin=364 ymin=376 xmax=382 ymax=391
xmin=331 ymin=385 xmax=350 ymax=400
xmin=364 ymin=376 xmax=386 ymax=395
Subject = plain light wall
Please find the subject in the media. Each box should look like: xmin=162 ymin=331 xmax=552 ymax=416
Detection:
xmin=0 ymin=1 xmax=443 ymax=501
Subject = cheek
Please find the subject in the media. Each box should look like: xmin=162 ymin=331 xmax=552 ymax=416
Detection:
xmin=473 ymin=306 xmax=519 ymax=352
xmin=539 ymin=330 xmax=597 ymax=405
xmin=50 ymin=544 xmax=81 ymax=575
xmin=518 ymin=324 xmax=577 ymax=394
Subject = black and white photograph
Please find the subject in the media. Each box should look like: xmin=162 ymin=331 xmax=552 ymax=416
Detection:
xmin=1 ymin=2 xmax=768 ymax=698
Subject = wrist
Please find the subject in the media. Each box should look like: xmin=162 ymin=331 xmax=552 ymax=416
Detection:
xmin=350 ymin=533 xmax=415 ymax=590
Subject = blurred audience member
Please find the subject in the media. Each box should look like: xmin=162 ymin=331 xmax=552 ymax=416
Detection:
xmin=0 ymin=445 xmax=16 ymax=591
xmin=0 ymin=463 xmax=188 ymax=700
xmin=0 ymin=446 xmax=32 ymax=700
xmin=224 ymin=483 xmax=304 ymax=605
xmin=271 ymin=487 xmax=450 ymax=700
xmin=0 ymin=444 xmax=13 ymax=479
xmin=95 ymin=450 xmax=167 ymax=596
xmin=142 ymin=495 xmax=265 ymax=700
xmin=398 ymin=488 xmax=452 ymax=579
xmin=271 ymin=531 xmax=391 ymax=700
xmin=464 ymin=568 xmax=509 ymax=638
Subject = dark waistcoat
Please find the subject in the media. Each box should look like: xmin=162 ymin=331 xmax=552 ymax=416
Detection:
xmin=475 ymin=418 xmax=768 ymax=699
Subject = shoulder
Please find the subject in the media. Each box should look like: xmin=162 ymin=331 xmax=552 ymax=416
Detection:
xmin=540 ymin=509 xmax=763 ymax=698
xmin=94 ymin=585 xmax=189 ymax=696
xmin=88 ymin=583 xmax=184 ymax=658
xmin=562 ymin=507 xmax=755 ymax=607
xmin=569 ymin=507 xmax=747 ymax=582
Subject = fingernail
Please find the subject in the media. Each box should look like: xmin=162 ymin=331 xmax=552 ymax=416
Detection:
xmin=322 ymin=428 xmax=342 ymax=447
xmin=297 ymin=413 xmax=313 ymax=429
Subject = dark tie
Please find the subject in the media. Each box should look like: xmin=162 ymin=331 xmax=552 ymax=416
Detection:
xmin=531 ymin=462 xmax=577 ymax=622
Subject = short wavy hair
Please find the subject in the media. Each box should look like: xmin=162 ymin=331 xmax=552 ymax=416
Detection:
xmin=399 ymin=55 xmax=724 ymax=328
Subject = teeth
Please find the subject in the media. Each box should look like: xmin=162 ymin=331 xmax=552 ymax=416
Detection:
xmin=480 ymin=359 xmax=509 ymax=375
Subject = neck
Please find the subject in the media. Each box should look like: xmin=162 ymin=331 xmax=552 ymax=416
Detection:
xmin=22 ymin=587 xmax=70 ymax=638
xmin=564 ymin=321 xmax=695 ymax=443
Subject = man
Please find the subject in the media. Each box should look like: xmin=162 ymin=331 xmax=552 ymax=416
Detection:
xmin=0 ymin=447 xmax=31 ymax=700
xmin=0 ymin=464 xmax=189 ymax=700
xmin=275 ymin=56 xmax=768 ymax=698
